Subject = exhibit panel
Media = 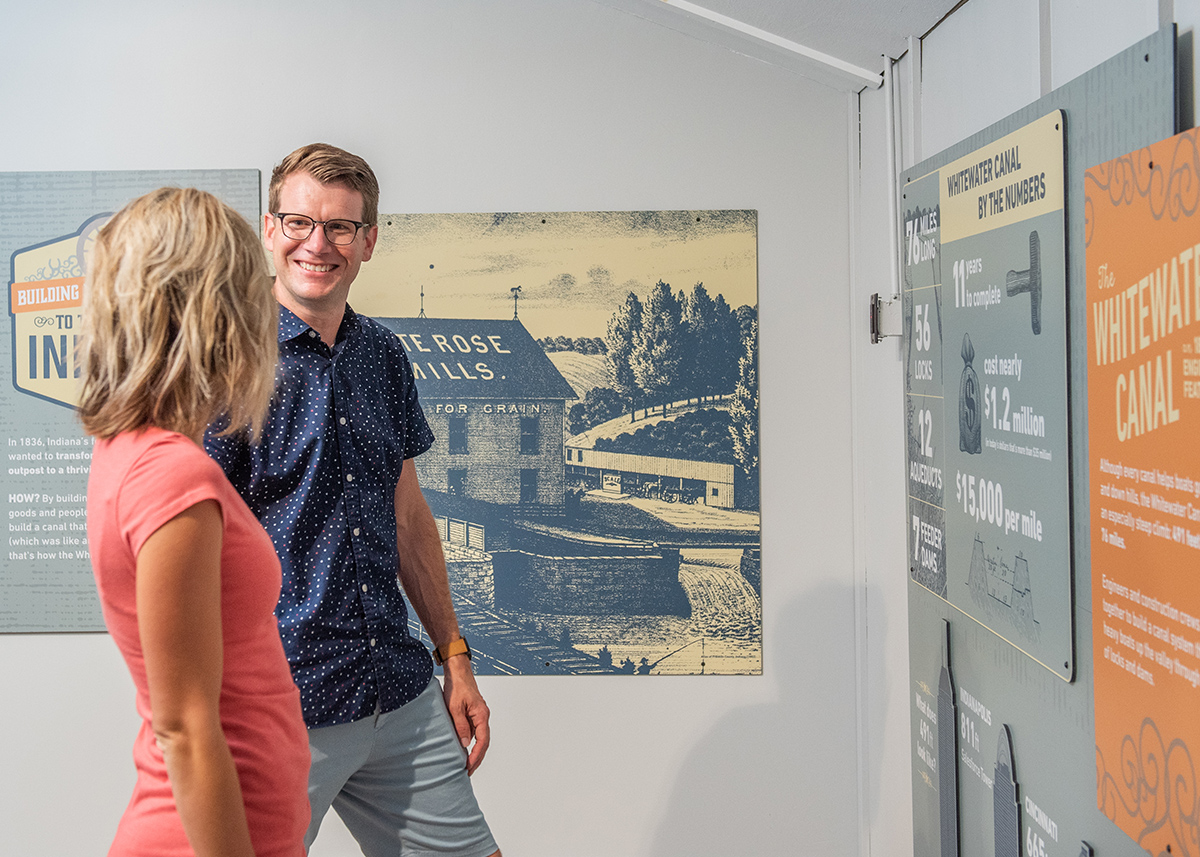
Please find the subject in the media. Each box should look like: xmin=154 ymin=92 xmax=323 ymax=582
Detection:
xmin=353 ymin=210 xmax=761 ymax=677
xmin=1086 ymin=126 xmax=1200 ymax=852
xmin=905 ymin=109 xmax=1073 ymax=681
xmin=905 ymin=28 xmax=1177 ymax=857
xmin=0 ymin=171 xmax=259 ymax=632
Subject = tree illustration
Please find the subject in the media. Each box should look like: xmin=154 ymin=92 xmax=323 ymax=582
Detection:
xmin=606 ymin=291 xmax=644 ymax=421
xmin=631 ymin=280 xmax=684 ymax=417
xmin=718 ymin=301 xmax=753 ymax=399
xmin=683 ymin=282 xmax=723 ymax=402
xmin=729 ymin=318 xmax=759 ymax=506
xmin=735 ymin=303 xmax=757 ymax=344
xmin=567 ymin=387 xmax=630 ymax=435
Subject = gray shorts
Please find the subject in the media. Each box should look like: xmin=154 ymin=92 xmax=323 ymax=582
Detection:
xmin=306 ymin=679 xmax=498 ymax=857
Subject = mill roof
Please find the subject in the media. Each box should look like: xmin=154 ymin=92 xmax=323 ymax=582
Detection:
xmin=375 ymin=316 xmax=578 ymax=401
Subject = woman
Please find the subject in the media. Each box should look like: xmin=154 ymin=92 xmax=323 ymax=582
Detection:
xmin=80 ymin=187 xmax=309 ymax=857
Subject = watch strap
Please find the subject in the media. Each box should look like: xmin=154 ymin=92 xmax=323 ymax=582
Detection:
xmin=433 ymin=636 xmax=471 ymax=665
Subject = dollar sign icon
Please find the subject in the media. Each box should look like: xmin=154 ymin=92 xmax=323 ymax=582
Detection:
xmin=959 ymin=332 xmax=982 ymax=454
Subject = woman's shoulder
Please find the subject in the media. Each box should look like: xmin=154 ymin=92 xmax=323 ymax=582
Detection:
xmin=95 ymin=427 xmax=232 ymax=554
xmin=99 ymin=427 xmax=224 ymax=492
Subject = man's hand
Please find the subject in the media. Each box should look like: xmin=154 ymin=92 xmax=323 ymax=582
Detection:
xmin=441 ymin=654 xmax=490 ymax=775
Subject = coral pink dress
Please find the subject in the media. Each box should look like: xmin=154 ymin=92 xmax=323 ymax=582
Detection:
xmin=88 ymin=427 xmax=310 ymax=857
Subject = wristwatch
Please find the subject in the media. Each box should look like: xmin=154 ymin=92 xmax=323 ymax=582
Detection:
xmin=432 ymin=636 xmax=472 ymax=666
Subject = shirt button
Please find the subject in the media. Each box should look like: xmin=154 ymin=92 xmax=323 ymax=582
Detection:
xmin=346 ymin=473 xmax=354 ymax=482
xmin=353 ymin=527 xmax=361 ymax=536
xmin=362 ymin=584 xmax=368 ymax=592
xmin=339 ymin=417 xmax=347 ymax=425
xmin=370 ymin=638 xmax=377 ymax=647
xmin=308 ymin=330 xmax=317 ymax=338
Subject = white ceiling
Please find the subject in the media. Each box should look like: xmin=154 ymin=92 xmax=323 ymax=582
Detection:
xmin=597 ymin=0 xmax=959 ymax=89
xmin=681 ymin=0 xmax=956 ymax=70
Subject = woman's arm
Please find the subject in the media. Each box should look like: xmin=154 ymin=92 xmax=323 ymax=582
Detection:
xmin=136 ymin=499 xmax=256 ymax=857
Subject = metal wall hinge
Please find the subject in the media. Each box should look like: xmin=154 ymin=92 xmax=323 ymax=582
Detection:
xmin=869 ymin=293 xmax=902 ymax=343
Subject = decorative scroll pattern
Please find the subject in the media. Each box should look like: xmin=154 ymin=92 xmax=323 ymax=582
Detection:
xmin=1085 ymin=132 xmax=1200 ymax=247
xmin=1097 ymin=718 xmax=1199 ymax=856
xmin=31 ymin=253 xmax=81 ymax=281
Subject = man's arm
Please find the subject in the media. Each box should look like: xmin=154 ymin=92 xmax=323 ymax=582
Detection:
xmin=394 ymin=459 xmax=491 ymax=774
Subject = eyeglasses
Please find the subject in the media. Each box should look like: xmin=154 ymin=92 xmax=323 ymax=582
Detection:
xmin=273 ymin=212 xmax=370 ymax=245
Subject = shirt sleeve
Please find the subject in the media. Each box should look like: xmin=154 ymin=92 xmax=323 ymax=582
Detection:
xmin=118 ymin=436 xmax=229 ymax=558
xmin=390 ymin=335 xmax=435 ymax=460
xmin=203 ymin=421 xmax=253 ymax=497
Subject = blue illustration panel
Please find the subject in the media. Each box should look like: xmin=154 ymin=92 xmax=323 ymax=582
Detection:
xmin=355 ymin=211 xmax=762 ymax=675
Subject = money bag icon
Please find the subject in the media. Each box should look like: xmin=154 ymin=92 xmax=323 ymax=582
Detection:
xmin=959 ymin=333 xmax=982 ymax=454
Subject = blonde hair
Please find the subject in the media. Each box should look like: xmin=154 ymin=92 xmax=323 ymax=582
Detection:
xmin=78 ymin=187 xmax=277 ymax=441
xmin=268 ymin=143 xmax=379 ymax=226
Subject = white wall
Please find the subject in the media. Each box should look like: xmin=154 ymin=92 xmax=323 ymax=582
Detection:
xmin=920 ymin=0 xmax=1164 ymax=157
xmin=0 ymin=2 xmax=870 ymax=856
xmin=920 ymin=0 xmax=1043 ymax=158
xmin=850 ymin=76 xmax=916 ymax=856
xmin=1050 ymin=0 xmax=1160 ymax=87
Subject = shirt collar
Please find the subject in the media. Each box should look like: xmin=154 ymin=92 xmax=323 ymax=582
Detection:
xmin=277 ymin=303 xmax=360 ymax=344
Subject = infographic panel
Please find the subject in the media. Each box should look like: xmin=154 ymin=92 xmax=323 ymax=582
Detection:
xmin=903 ymin=170 xmax=946 ymax=597
xmin=1087 ymin=128 xmax=1200 ymax=853
xmin=905 ymin=111 xmax=1073 ymax=680
xmin=0 ymin=171 xmax=259 ymax=631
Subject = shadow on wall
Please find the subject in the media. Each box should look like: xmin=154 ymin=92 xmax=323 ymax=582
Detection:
xmin=649 ymin=582 xmax=890 ymax=856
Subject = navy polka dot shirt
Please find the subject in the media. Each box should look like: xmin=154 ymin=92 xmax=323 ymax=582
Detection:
xmin=206 ymin=304 xmax=436 ymax=728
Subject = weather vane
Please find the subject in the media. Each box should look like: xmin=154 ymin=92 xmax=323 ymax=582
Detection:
xmin=420 ymin=263 xmax=434 ymax=318
xmin=511 ymin=285 xmax=522 ymax=320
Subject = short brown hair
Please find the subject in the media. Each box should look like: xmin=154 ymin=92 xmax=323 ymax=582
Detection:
xmin=268 ymin=143 xmax=379 ymax=226
xmin=78 ymin=187 xmax=278 ymax=441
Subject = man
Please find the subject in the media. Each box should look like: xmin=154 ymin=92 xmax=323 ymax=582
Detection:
xmin=206 ymin=143 xmax=500 ymax=857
